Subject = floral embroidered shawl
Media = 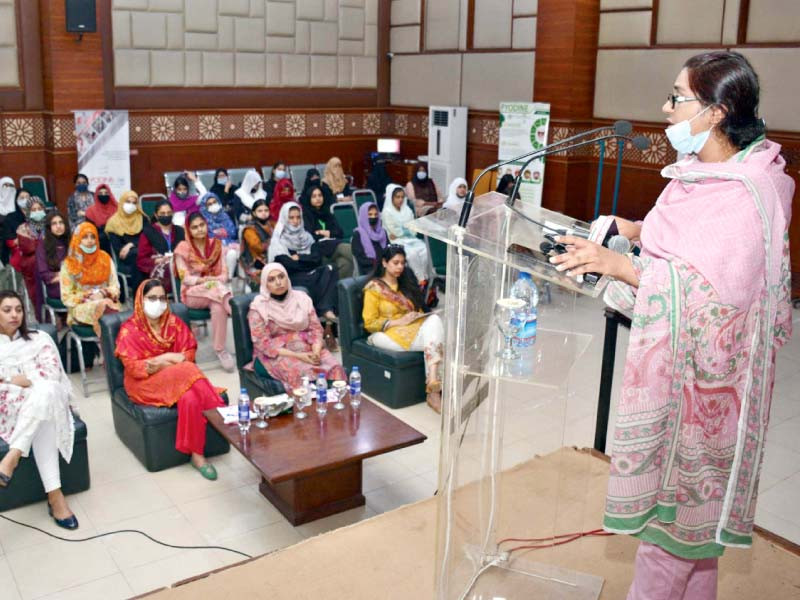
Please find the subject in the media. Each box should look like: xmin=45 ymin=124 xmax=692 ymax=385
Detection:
xmin=602 ymin=139 xmax=794 ymax=559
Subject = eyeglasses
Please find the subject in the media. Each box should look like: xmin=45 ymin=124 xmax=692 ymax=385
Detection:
xmin=667 ymin=93 xmax=699 ymax=109
xmin=144 ymin=295 xmax=168 ymax=302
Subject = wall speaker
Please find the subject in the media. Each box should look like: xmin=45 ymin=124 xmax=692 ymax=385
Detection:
xmin=65 ymin=0 xmax=97 ymax=34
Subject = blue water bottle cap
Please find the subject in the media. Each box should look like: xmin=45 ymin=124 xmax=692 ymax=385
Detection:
xmin=519 ymin=272 xmax=532 ymax=280
xmin=240 ymin=387 xmax=247 ymax=393
xmin=352 ymin=366 xmax=359 ymax=371
xmin=319 ymin=373 xmax=325 ymax=378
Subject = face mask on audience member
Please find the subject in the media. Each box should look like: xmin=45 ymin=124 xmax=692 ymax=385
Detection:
xmin=143 ymin=299 xmax=168 ymax=319
xmin=274 ymin=169 xmax=286 ymax=180
xmin=157 ymin=215 xmax=172 ymax=226
xmin=123 ymin=202 xmax=137 ymax=215
xmin=30 ymin=209 xmax=46 ymax=222
xmin=369 ymin=217 xmax=379 ymax=227
xmin=416 ymin=170 xmax=427 ymax=180
xmin=17 ymin=196 xmax=30 ymax=210
xmin=217 ymin=176 xmax=228 ymax=185
xmin=207 ymin=203 xmax=221 ymax=214
xmin=76 ymin=183 xmax=88 ymax=193
xmin=79 ymin=243 xmax=97 ymax=254
xmin=97 ymin=193 xmax=111 ymax=204
xmin=175 ymin=190 xmax=188 ymax=199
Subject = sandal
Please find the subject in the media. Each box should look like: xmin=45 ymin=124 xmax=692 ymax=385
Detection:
xmin=192 ymin=462 xmax=218 ymax=481
xmin=0 ymin=472 xmax=11 ymax=488
xmin=426 ymin=380 xmax=442 ymax=394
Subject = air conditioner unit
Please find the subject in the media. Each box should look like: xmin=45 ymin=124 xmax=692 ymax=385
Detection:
xmin=427 ymin=106 xmax=468 ymax=197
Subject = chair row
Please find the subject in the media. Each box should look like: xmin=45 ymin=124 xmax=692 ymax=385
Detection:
xmin=162 ymin=163 xmax=328 ymax=197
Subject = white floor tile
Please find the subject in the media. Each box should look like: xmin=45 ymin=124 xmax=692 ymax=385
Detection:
xmin=366 ymin=475 xmax=436 ymax=515
xmin=217 ymin=519 xmax=303 ymax=558
xmin=756 ymin=471 xmax=800 ymax=525
xmin=295 ymin=504 xmax=376 ymax=539
xmin=0 ymin=556 xmax=21 ymax=600
xmin=362 ymin=454 xmax=417 ymax=493
xmin=121 ymin=548 xmax=231 ymax=597
xmin=36 ymin=573 xmax=133 ymax=600
xmin=0 ymin=497 xmax=98 ymax=554
xmin=6 ymin=538 xmax=118 ymax=600
xmin=74 ymin=474 xmax=174 ymax=527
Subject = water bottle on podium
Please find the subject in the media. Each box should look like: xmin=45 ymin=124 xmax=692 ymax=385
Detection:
xmin=316 ymin=373 xmax=328 ymax=416
xmin=349 ymin=366 xmax=362 ymax=408
xmin=511 ymin=272 xmax=538 ymax=348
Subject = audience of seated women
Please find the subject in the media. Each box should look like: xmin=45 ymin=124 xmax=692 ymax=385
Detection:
xmin=199 ymin=192 xmax=239 ymax=280
xmin=405 ymin=163 xmax=442 ymax=217
xmin=233 ymin=169 xmax=266 ymax=224
xmin=0 ymin=290 xmax=80 ymax=529
xmin=240 ymin=199 xmax=273 ymax=290
xmin=8 ymin=197 xmax=46 ymax=314
xmin=351 ymin=202 xmax=388 ymax=275
xmin=67 ymin=173 xmax=95 ymax=229
xmin=442 ymin=177 xmax=468 ymax=212
xmin=269 ymin=178 xmax=295 ymax=226
xmin=116 ymin=280 xmax=226 ymax=480
xmin=321 ymin=157 xmax=352 ymax=205
xmin=263 ymin=160 xmax=287 ymax=202
xmin=381 ymin=184 xmax=429 ymax=284
xmin=268 ymin=202 xmax=339 ymax=324
xmin=209 ymin=168 xmax=238 ymax=216
xmin=106 ymin=190 xmax=145 ymax=295
xmin=60 ymin=222 xmax=121 ymax=336
xmin=169 ymin=172 xmax=207 ymax=228
xmin=85 ymin=184 xmax=117 ymax=253
xmin=362 ymin=245 xmax=445 ymax=412
xmin=2 ymin=188 xmax=31 ymax=264
xmin=36 ymin=211 xmax=70 ymax=303
xmin=248 ymin=264 xmax=346 ymax=393
xmin=0 ymin=177 xmax=17 ymax=261
xmin=174 ymin=212 xmax=235 ymax=372
xmin=137 ymin=200 xmax=184 ymax=293
xmin=301 ymin=185 xmax=353 ymax=280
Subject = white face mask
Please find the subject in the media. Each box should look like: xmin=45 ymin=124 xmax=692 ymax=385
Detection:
xmin=17 ymin=197 xmax=29 ymax=210
xmin=665 ymin=105 xmax=713 ymax=155
xmin=416 ymin=171 xmax=427 ymax=180
xmin=123 ymin=202 xmax=138 ymax=215
xmin=143 ymin=299 xmax=167 ymax=320
xmin=275 ymin=169 xmax=286 ymax=180
xmin=207 ymin=203 xmax=221 ymax=214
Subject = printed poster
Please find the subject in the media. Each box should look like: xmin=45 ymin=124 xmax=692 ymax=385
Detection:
xmin=497 ymin=102 xmax=551 ymax=207
xmin=73 ymin=110 xmax=131 ymax=199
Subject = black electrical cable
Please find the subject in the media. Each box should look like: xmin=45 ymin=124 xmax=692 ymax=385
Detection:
xmin=0 ymin=513 xmax=253 ymax=559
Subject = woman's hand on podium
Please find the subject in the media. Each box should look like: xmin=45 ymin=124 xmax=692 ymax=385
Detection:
xmin=551 ymin=235 xmax=639 ymax=288
xmin=612 ymin=217 xmax=642 ymax=242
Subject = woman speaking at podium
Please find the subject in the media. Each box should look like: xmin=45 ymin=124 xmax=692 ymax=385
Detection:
xmin=551 ymin=51 xmax=794 ymax=599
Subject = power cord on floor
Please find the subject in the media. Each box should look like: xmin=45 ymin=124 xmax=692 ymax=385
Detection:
xmin=0 ymin=513 xmax=253 ymax=559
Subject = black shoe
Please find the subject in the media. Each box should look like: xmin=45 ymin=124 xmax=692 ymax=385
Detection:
xmin=47 ymin=503 xmax=79 ymax=530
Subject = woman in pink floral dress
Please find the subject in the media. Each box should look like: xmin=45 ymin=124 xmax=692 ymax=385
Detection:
xmin=247 ymin=263 xmax=345 ymax=392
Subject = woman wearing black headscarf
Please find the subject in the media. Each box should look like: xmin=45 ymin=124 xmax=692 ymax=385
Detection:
xmin=209 ymin=168 xmax=238 ymax=215
xmin=301 ymin=184 xmax=353 ymax=280
xmin=2 ymin=188 xmax=32 ymax=264
xmin=298 ymin=168 xmax=323 ymax=207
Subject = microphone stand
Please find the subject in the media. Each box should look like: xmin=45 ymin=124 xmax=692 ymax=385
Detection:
xmin=456 ymin=123 xmax=627 ymax=228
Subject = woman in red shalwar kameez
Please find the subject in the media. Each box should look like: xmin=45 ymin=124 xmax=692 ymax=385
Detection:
xmin=115 ymin=279 xmax=225 ymax=480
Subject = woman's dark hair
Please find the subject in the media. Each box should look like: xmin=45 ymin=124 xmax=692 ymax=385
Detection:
xmin=43 ymin=210 xmax=70 ymax=271
xmin=305 ymin=185 xmax=325 ymax=208
xmin=186 ymin=211 xmax=207 ymax=228
xmin=214 ymin=168 xmax=228 ymax=179
xmin=495 ymin=173 xmax=521 ymax=199
xmin=173 ymin=175 xmax=190 ymax=191
xmin=251 ymin=198 xmax=268 ymax=213
xmin=372 ymin=245 xmax=427 ymax=311
xmin=141 ymin=278 xmax=165 ymax=297
xmin=0 ymin=290 xmax=31 ymax=340
xmin=270 ymin=160 xmax=286 ymax=181
xmin=684 ymin=51 xmax=765 ymax=150
xmin=150 ymin=199 xmax=173 ymax=224
xmin=73 ymin=173 xmax=88 ymax=184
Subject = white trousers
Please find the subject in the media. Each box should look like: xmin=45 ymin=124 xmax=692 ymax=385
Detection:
xmin=369 ymin=314 xmax=445 ymax=380
xmin=225 ymin=247 xmax=239 ymax=280
xmin=9 ymin=418 xmax=61 ymax=494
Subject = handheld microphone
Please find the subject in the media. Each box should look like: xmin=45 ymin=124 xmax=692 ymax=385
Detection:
xmin=457 ymin=121 xmax=633 ymax=227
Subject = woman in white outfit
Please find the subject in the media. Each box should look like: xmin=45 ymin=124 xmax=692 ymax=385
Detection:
xmin=0 ymin=290 xmax=78 ymax=529
xmin=380 ymin=184 xmax=429 ymax=284
xmin=442 ymin=177 xmax=468 ymax=212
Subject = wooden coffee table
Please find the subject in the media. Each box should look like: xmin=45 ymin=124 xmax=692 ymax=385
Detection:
xmin=204 ymin=400 xmax=427 ymax=525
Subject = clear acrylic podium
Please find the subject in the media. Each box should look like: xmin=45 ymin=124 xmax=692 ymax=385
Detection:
xmin=410 ymin=192 xmax=606 ymax=600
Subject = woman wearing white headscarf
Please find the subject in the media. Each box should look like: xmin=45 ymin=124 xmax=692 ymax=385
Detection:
xmin=268 ymin=202 xmax=339 ymax=322
xmin=233 ymin=169 xmax=267 ymax=223
xmin=381 ymin=184 xmax=429 ymax=283
xmin=0 ymin=177 xmax=17 ymax=263
xmin=442 ymin=177 xmax=468 ymax=212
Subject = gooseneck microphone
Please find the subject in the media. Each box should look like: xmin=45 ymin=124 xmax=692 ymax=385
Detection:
xmin=457 ymin=120 xmax=634 ymax=228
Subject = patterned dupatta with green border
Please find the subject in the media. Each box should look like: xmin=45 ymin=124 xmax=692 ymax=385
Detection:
xmin=602 ymin=138 xmax=794 ymax=559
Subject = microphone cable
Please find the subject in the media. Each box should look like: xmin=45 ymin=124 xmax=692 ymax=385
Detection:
xmin=0 ymin=512 xmax=253 ymax=560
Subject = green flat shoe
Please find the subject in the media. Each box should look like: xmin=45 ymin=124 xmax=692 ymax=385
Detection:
xmin=192 ymin=462 xmax=218 ymax=481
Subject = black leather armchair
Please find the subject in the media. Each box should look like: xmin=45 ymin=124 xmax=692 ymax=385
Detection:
xmin=337 ymin=276 xmax=426 ymax=408
xmin=229 ymin=293 xmax=286 ymax=399
xmin=0 ymin=323 xmax=90 ymax=511
xmin=99 ymin=304 xmax=229 ymax=472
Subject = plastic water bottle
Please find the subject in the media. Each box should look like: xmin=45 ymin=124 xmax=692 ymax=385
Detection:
xmin=510 ymin=272 xmax=539 ymax=348
xmin=316 ymin=373 xmax=328 ymax=416
xmin=238 ymin=387 xmax=251 ymax=435
xmin=349 ymin=366 xmax=362 ymax=408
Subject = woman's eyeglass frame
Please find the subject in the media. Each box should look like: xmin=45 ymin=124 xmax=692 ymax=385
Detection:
xmin=667 ymin=93 xmax=699 ymax=109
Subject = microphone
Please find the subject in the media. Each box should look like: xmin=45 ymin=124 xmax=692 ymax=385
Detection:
xmin=607 ymin=234 xmax=632 ymax=254
xmin=457 ymin=120 xmax=632 ymax=227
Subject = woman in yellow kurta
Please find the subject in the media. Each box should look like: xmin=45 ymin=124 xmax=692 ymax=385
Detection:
xmin=362 ymin=245 xmax=444 ymax=411
xmin=60 ymin=222 xmax=121 ymax=335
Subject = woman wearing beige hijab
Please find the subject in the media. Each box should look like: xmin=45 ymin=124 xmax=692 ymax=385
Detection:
xmin=321 ymin=157 xmax=353 ymax=205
